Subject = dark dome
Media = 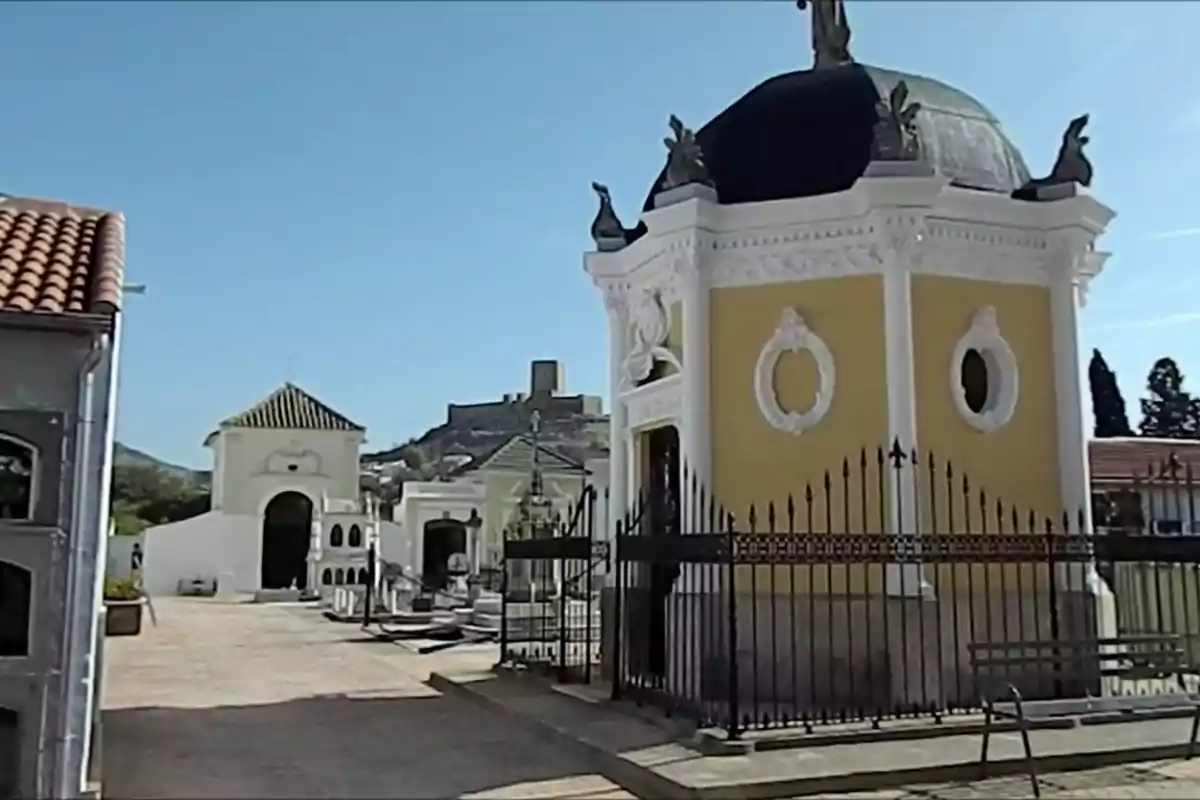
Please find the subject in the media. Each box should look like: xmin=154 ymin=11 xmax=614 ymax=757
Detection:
xmin=635 ymin=64 xmax=1030 ymax=236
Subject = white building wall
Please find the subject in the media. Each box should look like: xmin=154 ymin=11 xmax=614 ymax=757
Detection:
xmin=214 ymin=428 xmax=363 ymax=515
xmin=140 ymin=511 xmax=261 ymax=596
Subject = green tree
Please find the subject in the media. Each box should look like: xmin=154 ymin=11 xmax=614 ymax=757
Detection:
xmin=1139 ymin=357 xmax=1200 ymax=439
xmin=1088 ymin=349 xmax=1133 ymax=437
xmin=109 ymin=464 xmax=210 ymax=532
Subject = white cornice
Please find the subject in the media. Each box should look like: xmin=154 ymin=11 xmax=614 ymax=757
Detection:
xmin=584 ymin=178 xmax=1117 ymax=305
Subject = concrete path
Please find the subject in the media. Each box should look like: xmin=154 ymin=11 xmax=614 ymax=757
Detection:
xmin=805 ymin=759 xmax=1200 ymax=799
xmin=100 ymin=597 xmax=631 ymax=799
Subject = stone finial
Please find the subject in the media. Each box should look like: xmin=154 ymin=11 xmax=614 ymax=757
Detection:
xmin=661 ymin=115 xmax=713 ymax=192
xmin=589 ymin=182 xmax=626 ymax=251
xmin=871 ymin=81 xmax=922 ymax=162
xmin=1015 ymin=114 xmax=1093 ymax=200
xmin=797 ymin=0 xmax=853 ymax=70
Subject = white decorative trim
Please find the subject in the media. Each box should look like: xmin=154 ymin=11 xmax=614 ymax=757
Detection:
xmin=950 ymin=307 xmax=1019 ymax=433
xmin=620 ymin=290 xmax=682 ymax=389
xmin=621 ymin=373 xmax=682 ymax=432
xmin=753 ymin=308 xmax=835 ymax=435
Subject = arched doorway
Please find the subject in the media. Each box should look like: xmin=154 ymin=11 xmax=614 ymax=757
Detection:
xmin=260 ymin=492 xmax=313 ymax=590
xmin=0 ymin=560 xmax=31 ymax=657
xmin=422 ymin=518 xmax=466 ymax=590
xmin=0 ymin=706 xmax=18 ymax=799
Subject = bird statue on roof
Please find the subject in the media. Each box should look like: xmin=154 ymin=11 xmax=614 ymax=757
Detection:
xmin=589 ymin=182 xmax=627 ymax=250
xmin=797 ymin=0 xmax=853 ymax=70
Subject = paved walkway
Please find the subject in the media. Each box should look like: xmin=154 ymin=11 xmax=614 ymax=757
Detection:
xmin=101 ymin=597 xmax=631 ymax=799
xmin=807 ymin=759 xmax=1200 ymax=799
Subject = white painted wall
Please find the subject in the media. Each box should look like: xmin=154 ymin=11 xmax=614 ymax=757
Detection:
xmin=210 ymin=427 xmax=363 ymax=514
xmin=141 ymin=511 xmax=260 ymax=596
xmin=105 ymin=533 xmax=143 ymax=581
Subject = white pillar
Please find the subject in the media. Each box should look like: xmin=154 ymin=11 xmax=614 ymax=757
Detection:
xmin=679 ymin=266 xmax=711 ymax=532
xmin=1050 ymin=265 xmax=1090 ymax=531
xmin=604 ymin=297 xmax=633 ymax=592
xmin=1050 ymin=256 xmax=1114 ymax=634
xmin=882 ymin=241 xmax=929 ymax=597
xmin=606 ymin=294 xmax=629 ymax=585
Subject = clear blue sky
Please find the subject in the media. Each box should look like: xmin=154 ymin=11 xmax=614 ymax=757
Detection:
xmin=2 ymin=1 xmax=1197 ymax=468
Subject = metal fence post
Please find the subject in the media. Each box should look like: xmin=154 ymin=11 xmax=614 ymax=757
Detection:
xmin=726 ymin=512 xmax=741 ymax=740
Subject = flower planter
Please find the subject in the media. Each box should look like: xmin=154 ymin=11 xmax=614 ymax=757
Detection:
xmin=104 ymin=599 xmax=145 ymax=637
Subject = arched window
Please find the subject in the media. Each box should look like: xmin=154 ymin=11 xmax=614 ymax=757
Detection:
xmin=0 ymin=560 xmax=32 ymax=657
xmin=334 ymin=568 xmax=345 ymax=585
xmin=321 ymin=568 xmax=333 ymax=586
xmin=0 ymin=435 xmax=35 ymax=521
xmin=348 ymin=524 xmax=362 ymax=548
xmin=329 ymin=524 xmax=344 ymax=548
xmin=357 ymin=567 xmax=369 ymax=585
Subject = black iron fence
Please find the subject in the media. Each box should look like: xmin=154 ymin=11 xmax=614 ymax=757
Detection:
xmin=495 ymin=442 xmax=1200 ymax=739
xmin=498 ymin=484 xmax=607 ymax=683
xmin=606 ymin=443 xmax=1200 ymax=739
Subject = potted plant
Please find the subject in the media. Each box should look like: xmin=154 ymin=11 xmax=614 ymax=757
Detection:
xmin=103 ymin=577 xmax=145 ymax=637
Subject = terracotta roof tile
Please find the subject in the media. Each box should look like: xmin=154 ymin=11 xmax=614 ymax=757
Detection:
xmin=0 ymin=194 xmax=124 ymax=316
xmin=1088 ymin=438 xmax=1200 ymax=483
xmin=220 ymin=382 xmax=364 ymax=432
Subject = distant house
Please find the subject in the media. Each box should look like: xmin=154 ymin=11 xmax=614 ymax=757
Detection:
xmin=0 ymin=194 xmax=126 ymax=798
xmin=140 ymin=382 xmax=399 ymax=600
xmin=1089 ymin=438 xmax=1200 ymax=533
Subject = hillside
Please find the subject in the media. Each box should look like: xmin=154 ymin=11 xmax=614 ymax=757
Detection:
xmin=362 ymin=409 xmax=610 ymax=487
xmin=114 ymin=442 xmax=209 ymax=486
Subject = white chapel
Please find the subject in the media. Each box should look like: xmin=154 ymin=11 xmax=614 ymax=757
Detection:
xmin=140 ymin=382 xmax=395 ymax=597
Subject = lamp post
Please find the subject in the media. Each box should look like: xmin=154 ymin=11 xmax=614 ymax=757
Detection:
xmin=466 ymin=507 xmax=483 ymax=603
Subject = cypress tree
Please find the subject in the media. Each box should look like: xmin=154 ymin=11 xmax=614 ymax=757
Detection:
xmin=1088 ymin=349 xmax=1133 ymax=437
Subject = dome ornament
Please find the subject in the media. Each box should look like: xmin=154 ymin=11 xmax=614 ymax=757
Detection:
xmin=661 ymin=115 xmax=714 ymax=193
xmin=589 ymin=182 xmax=627 ymax=252
xmin=797 ymin=0 xmax=853 ymax=71
xmin=871 ymin=81 xmax=923 ymax=162
xmin=753 ymin=308 xmax=836 ymax=435
xmin=1014 ymin=114 xmax=1093 ymax=201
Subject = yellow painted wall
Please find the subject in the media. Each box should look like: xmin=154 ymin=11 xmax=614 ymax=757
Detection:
xmin=911 ymin=276 xmax=1061 ymax=532
xmin=709 ymin=277 xmax=889 ymax=533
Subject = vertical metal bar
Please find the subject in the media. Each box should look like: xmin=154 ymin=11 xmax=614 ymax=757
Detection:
xmin=612 ymin=512 xmax=624 ymax=701
xmin=842 ymin=458 xmax=856 ymax=720
xmin=749 ymin=504 xmax=760 ymax=728
xmin=788 ymin=494 xmax=799 ymax=728
xmin=726 ymin=510 xmax=741 ymax=740
xmin=807 ymin=484 xmax=817 ymax=731
xmin=586 ymin=487 xmax=596 ymax=683
xmin=912 ymin=448 xmax=929 ymax=718
xmin=876 ymin=447 xmax=887 ymax=727
xmin=824 ymin=471 xmax=836 ymax=722
xmin=362 ymin=541 xmax=375 ymax=629
xmin=929 ymin=452 xmax=945 ymax=715
xmin=891 ymin=444 xmax=910 ymax=718
xmin=768 ymin=502 xmax=779 ymax=727
xmin=1046 ymin=517 xmax=1062 ymax=698
xmin=499 ymin=528 xmax=510 ymax=669
xmin=860 ymin=449 xmax=872 ymax=724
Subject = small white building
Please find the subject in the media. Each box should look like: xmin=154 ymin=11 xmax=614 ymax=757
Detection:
xmin=141 ymin=382 xmax=401 ymax=596
xmin=393 ymin=434 xmax=608 ymax=588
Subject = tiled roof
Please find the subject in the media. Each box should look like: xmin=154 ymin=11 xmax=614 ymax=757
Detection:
xmin=1089 ymin=438 xmax=1200 ymax=483
xmin=0 ymin=194 xmax=124 ymax=316
xmin=220 ymin=383 xmax=365 ymax=432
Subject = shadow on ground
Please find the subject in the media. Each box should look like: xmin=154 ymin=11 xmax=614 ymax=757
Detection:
xmin=102 ymin=690 xmax=624 ymax=800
